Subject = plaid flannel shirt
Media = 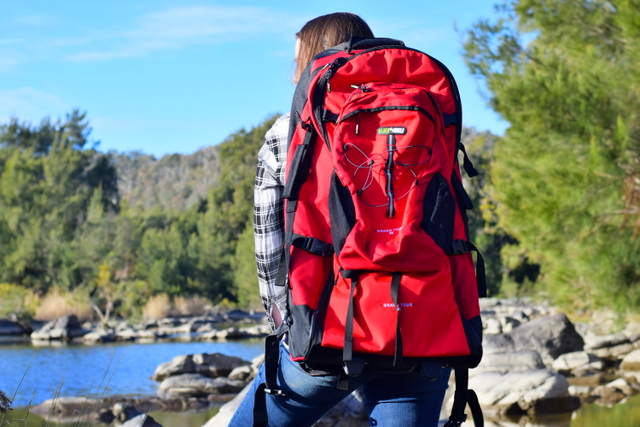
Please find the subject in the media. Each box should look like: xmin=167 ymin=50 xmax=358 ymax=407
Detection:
xmin=254 ymin=113 xmax=290 ymax=330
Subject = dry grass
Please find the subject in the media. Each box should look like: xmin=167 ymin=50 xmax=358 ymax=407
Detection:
xmin=33 ymin=289 xmax=93 ymax=321
xmin=173 ymin=295 xmax=208 ymax=317
xmin=142 ymin=294 xmax=171 ymax=320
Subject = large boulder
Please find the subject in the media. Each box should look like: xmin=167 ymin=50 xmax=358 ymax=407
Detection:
xmin=30 ymin=315 xmax=89 ymax=341
xmin=483 ymin=333 xmax=516 ymax=354
xmin=151 ymin=353 xmax=250 ymax=381
xmin=157 ymin=373 xmax=246 ymax=398
xmin=474 ymin=350 xmax=545 ymax=376
xmin=508 ymin=314 xmax=584 ymax=365
xmin=467 ymin=369 xmax=579 ymax=417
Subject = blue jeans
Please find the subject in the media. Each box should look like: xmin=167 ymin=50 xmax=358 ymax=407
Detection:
xmin=229 ymin=340 xmax=451 ymax=427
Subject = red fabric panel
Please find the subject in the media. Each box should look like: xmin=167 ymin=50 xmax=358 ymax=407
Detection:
xmin=322 ymin=268 xmax=471 ymax=358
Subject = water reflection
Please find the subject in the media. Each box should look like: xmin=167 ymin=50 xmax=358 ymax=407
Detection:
xmin=0 ymin=339 xmax=264 ymax=408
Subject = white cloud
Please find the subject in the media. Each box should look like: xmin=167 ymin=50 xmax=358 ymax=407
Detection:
xmin=0 ymin=88 xmax=69 ymax=123
xmin=13 ymin=14 xmax=59 ymax=28
xmin=66 ymin=6 xmax=302 ymax=62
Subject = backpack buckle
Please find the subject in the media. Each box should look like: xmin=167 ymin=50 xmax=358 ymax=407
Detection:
xmin=451 ymin=240 xmax=469 ymax=255
xmin=264 ymin=388 xmax=287 ymax=397
xmin=303 ymin=237 xmax=333 ymax=257
xmin=444 ymin=415 xmax=467 ymax=427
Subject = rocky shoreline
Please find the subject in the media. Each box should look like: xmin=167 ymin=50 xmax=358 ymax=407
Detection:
xmin=0 ymin=308 xmax=271 ymax=345
xmin=4 ymin=299 xmax=640 ymax=426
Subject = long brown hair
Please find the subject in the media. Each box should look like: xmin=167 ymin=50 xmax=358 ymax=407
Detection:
xmin=294 ymin=12 xmax=374 ymax=83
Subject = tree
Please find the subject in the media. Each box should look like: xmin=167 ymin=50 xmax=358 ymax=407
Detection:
xmin=463 ymin=0 xmax=640 ymax=310
xmin=0 ymin=110 xmax=119 ymax=291
xmin=190 ymin=115 xmax=279 ymax=302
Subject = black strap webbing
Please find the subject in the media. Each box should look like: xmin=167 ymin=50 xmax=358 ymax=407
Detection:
xmin=451 ymin=240 xmax=487 ymax=298
xmin=282 ymin=124 xmax=316 ymax=202
xmin=444 ymin=368 xmax=484 ymax=427
xmin=291 ymin=235 xmax=334 ymax=257
xmin=274 ymin=247 xmax=287 ymax=287
xmin=253 ymin=383 xmax=268 ymax=427
xmin=459 ymin=144 xmax=479 ymax=178
xmin=390 ymin=273 xmax=403 ymax=366
xmin=252 ymin=331 xmax=286 ymax=427
xmin=343 ymin=272 xmax=359 ymax=363
xmin=465 ymin=241 xmax=487 ymax=298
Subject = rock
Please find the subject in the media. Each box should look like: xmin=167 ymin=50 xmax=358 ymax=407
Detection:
xmin=119 ymin=414 xmax=163 ymax=427
xmin=508 ymin=314 xmax=584 ymax=365
xmin=592 ymin=342 xmax=638 ymax=360
xmin=31 ymin=315 xmax=89 ymax=341
xmin=213 ymin=325 xmax=269 ymax=340
xmin=483 ymin=333 xmax=516 ymax=354
xmin=500 ymin=316 xmax=521 ymax=333
xmin=30 ymin=397 xmax=114 ymax=418
xmin=225 ymin=309 xmax=252 ymax=322
xmin=110 ymin=403 xmax=164 ymax=426
xmin=466 ymin=369 xmax=579 ymax=417
xmin=82 ymin=328 xmax=119 ymax=343
xmin=603 ymin=378 xmax=635 ymax=396
xmin=583 ymin=332 xmax=630 ymax=350
xmin=473 ymin=350 xmax=544 ymax=376
xmin=228 ymin=365 xmax=253 ymax=381
xmin=0 ymin=318 xmax=31 ymax=336
xmin=566 ymin=373 xmax=608 ymax=387
xmin=151 ymin=353 xmax=250 ymax=381
xmin=620 ymin=349 xmax=640 ymax=372
xmin=552 ymin=351 xmax=604 ymax=375
xmin=592 ymin=380 xmax=629 ymax=406
xmin=157 ymin=373 xmax=246 ymax=398
xmin=568 ymin=385 xmax=592 ymax=400
xmin=484 ymin=317 xmax=502 ymax=334
xmin=202 ymin=383 xmax=252 ymax=427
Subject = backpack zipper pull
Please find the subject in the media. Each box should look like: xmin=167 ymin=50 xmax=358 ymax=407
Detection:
xmin=350 ymin=84 xmax=371 ymax=92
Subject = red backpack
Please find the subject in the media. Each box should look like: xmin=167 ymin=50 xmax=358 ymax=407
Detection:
xmin=257 ymin=38 xmax=485 ymax=427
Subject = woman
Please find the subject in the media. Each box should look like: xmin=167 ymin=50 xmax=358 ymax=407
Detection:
xmin=229 ymin=13 xmax=451 ymax=427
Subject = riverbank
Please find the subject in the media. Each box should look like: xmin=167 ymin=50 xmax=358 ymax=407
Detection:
xmin=3 ymin=299 xmax=640 ymax=426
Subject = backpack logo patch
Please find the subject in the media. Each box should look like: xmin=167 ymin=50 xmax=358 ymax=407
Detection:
xmin=378 ymin=126 xmax=407 ymax=135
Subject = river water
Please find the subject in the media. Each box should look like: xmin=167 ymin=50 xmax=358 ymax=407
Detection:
xmin=1 ymin=339 xmax=639 ymax=426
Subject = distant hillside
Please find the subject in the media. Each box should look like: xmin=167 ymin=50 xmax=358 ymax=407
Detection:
xmin=109 ymin=124 xmax=492 ymax=212
xmin=109 ymin=145 xmax=222 ymax=211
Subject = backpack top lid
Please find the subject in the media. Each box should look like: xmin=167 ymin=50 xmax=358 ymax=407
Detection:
xmin=288 ymin=37 xmax=462 ymax=150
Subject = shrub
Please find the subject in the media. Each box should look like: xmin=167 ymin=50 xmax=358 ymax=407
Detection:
xmin=34 ymin=288 xmax=93 ymax=321
xmin=142 ymin=293 xmax=171 ymax=320
xmin=173 ymin=295 xmax=208 ymax=317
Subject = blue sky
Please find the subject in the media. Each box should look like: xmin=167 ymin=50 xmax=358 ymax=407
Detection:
xmin=0 ymin=1 xmax=507 ymax=158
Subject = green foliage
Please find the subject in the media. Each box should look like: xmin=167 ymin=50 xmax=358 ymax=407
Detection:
xmin=0 ymin=283 xmax=34 ymax=320
xmin=0 ymin=109 xmax=279 ymax=316
xmin=232 ymin=219 xmax=261 ymax=310
xmin=0 ymin=110 xmax=118 ymax=292
xmin=463 ymin=0 xmax=640 ymax=311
